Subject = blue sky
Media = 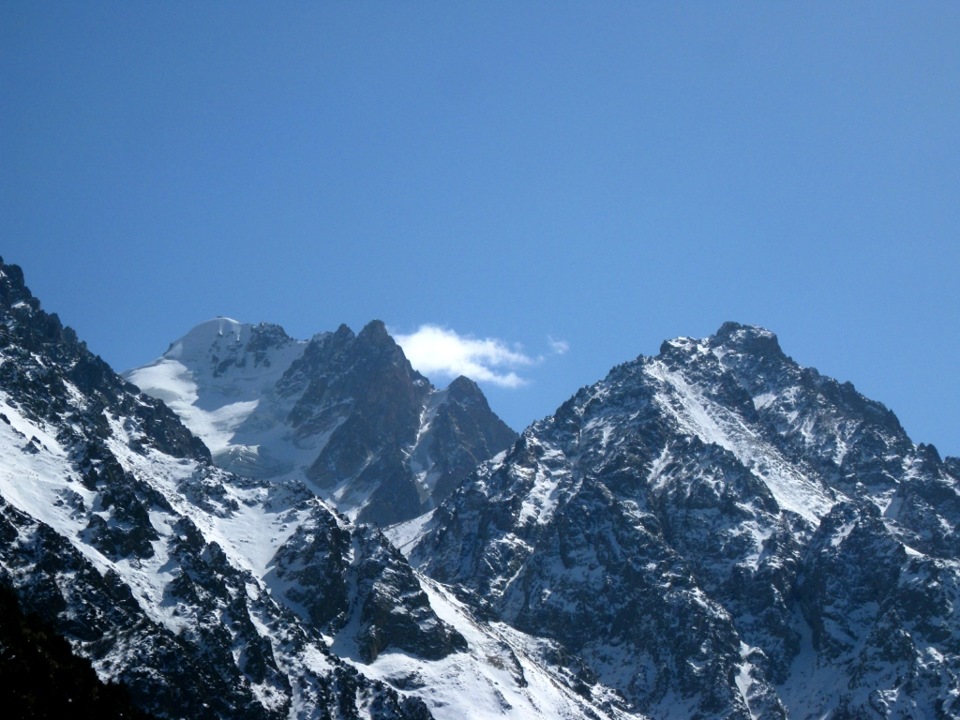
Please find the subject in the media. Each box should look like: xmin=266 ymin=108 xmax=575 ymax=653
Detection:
xmin=2 ymin=3 xmax=958 ymax=456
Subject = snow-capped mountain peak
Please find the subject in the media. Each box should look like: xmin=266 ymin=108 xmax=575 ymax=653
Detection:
xmin=0 ymin=258 xmax=599 ymax=720
xmin=412 ymin=321 xmax=960 ymax=719
xmin=126 ymin=317 xmax=516 ymax=525
xmin=5 ymin=256 xmax=959 ymax=720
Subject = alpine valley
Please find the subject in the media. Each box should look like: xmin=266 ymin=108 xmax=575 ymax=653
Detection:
xmin=1 ymin=256 xmax=958 ymax=720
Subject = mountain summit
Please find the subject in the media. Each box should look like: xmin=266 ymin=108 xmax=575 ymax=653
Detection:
xmin=412 ymin=321 xmax=960 ymax=719
xmin=1 ymin=259 xmax=612 ymax=720
xmin=125 ymin=318 xmax=516 ymax=525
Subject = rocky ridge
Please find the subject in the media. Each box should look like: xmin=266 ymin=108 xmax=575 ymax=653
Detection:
xmin=3 ymin=253 xmax=959 ymax=720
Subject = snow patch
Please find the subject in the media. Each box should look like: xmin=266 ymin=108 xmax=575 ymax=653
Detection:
xmin=646 ymin=360 xmax=835 ymax=524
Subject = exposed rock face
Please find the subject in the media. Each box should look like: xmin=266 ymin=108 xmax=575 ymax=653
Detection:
xmin=267 ymin=506 xmax=467 ymax=664
xmin=413 ymin=322 xmax=960 ymax=719
xmin=126 ymin=317 xmax=516 ymax=526
xmin=0 ymin=258 xmax=621 ymax=720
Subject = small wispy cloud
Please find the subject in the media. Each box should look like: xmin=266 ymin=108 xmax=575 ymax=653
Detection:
xmin=548 ymin=336 xmax=570 ymax=355
xmin=394 ymin=325 xmax=536 ymax=388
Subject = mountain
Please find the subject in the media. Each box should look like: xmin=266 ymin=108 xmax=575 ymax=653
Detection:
xmin=0 ymin=259 xmax=630 ymax=720
xmin=124 ymin=318 xmax=516 ymax=526
xmin=4 ymin=253 xmax=959 ymax=720
xmin=410 ymin=322 xmax=960 ymax=719
xmin=0 ymin=258 xmax=456 ymax=718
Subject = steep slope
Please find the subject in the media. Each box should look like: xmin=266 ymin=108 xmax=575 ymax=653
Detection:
xmin=412 ymin=322 xmax=960 ymax=719
xmin=125 ymin=318 xmax=516 ymax=526
xmin=0 ymin=258 xmax=639 ymax=720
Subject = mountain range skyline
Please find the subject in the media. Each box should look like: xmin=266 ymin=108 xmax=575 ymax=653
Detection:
xmin=4 ymin=5 xmax=958 ymax=717
xmin=2 ymin=255 xmax=957 ymax=719
xmin=3 ymin=4 xmax=958 ymax=457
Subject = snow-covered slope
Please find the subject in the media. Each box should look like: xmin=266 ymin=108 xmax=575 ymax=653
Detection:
xmin=125 ymin=318 xmax=307 ymax=465
xmin=126 ymin=318 xmax=516 ymax=526
xmin=412 ymin=322 xmax=960 ymax=719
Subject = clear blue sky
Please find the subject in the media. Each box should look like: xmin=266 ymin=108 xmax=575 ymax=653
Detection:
xmin=2 ymin=3 xmax=958 ymax=456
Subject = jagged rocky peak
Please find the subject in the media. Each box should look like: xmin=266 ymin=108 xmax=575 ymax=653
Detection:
xmin=0 ymin=259 xmax=37 ymax=308
xmin=712 ymin=320 xmax=782 ymax=352
xmin=445 ymin=374 xmax=484 ymax=401
xmin=657 ymin=322 xmax=785 ymax=374
xmin=0 ymin=260 xmax=494 ymax=719
xmin=358 ymin=317 xmax=391 ymax=343
xmin=127 ymin=316 xmax=516 ymax=525
xmin=413 ymin=322 xmax=960 ymax=719
xmin=4 ymin=253 xmax=960 ymax=720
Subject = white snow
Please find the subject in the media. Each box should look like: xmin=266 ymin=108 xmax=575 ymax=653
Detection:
xmin=125 ymin=319 xmax=312 ymax=474
xmin=0 ymin=392 xmax=97 ymax=556
xmin=517 ymin=450 xmax=568 ymax=526
xmin=648 ymin=445 xmax=673 ymax=491
xmin=100 ymin=413 xmax=308 ymax=581
xmin=740 ymin=520 xmax=775 ymax=570
xmin=125 ymin=319 xmax=460 ymax=520
xmin=353 ymin=575 xmax=631 ymax=720
xmin=2 ymin=332 xmax=631 ymax=720
xmin=0 ymin=395 xmax=195 ymax=634
xmin=734 ymin=642 xmax=762 ymax=720
xmin=385 ymin=509 xmax=437 ymax=557
xmin=752 ymin=393 xmax=777 ymax=410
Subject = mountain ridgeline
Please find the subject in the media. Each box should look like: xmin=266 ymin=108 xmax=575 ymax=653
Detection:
xmin=125 ymin=317 xmax=517 ymax=526
xmin=0 ymin=259 xmax=461 ymax=719
xmin=1 ymin=255 xmax=958 ymax=720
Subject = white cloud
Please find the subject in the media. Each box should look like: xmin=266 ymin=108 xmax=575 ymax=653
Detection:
xmin=394 ymin=325 xmax=535 ymax=388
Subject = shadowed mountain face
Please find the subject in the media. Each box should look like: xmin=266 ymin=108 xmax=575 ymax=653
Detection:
xmin=125 ymin=317 xmax=516 ymax=526
xmin=413 ymin=322 xmax=960 ymax=719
